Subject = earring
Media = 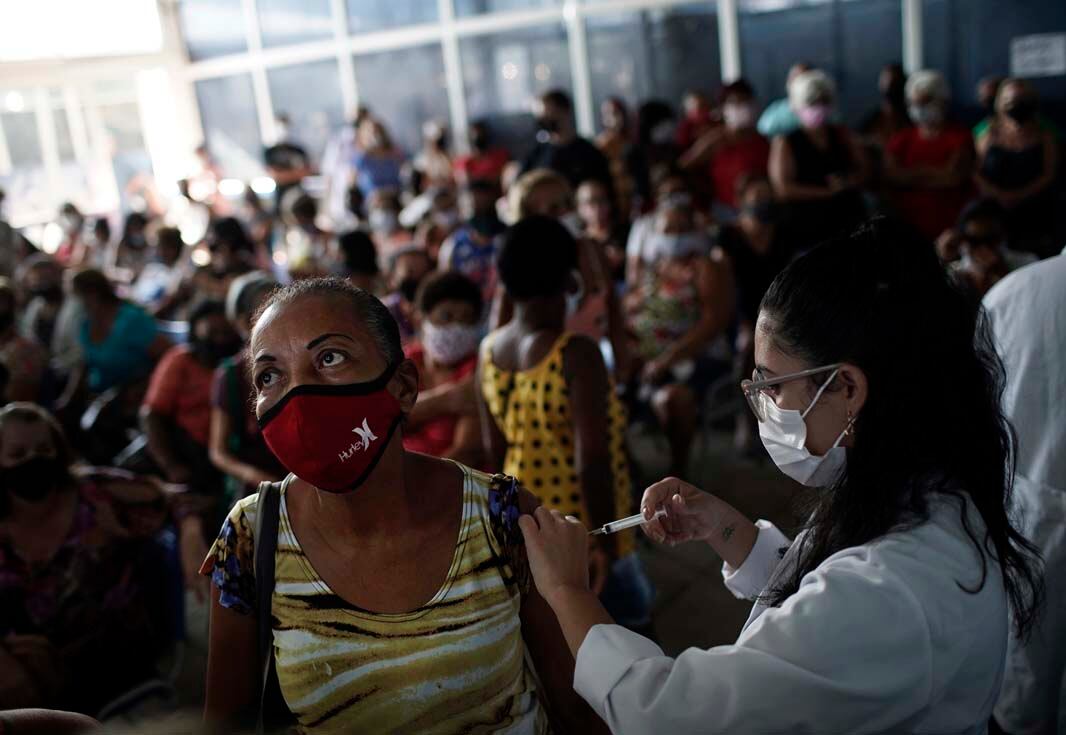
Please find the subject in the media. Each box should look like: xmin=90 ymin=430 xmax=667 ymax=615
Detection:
xmin=844 ymin=408 xmax=854 ymax=436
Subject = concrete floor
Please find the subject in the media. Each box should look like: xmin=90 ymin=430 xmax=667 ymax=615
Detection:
xmin=169 ymin=427 xmax=799 ymax=710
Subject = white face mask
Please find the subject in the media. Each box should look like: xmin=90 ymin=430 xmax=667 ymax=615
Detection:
xmin=723 ymin=102 xmax=755 ymax=130
xmin=757 ymin=368 xmax=853 ymax=487
xmin=650 ymin=231 xmax=708 ymax=259
xmin=559 ymin=212 xmax=583 ymax=238
xmin=422 ymin=321 xmax=481 ymax=366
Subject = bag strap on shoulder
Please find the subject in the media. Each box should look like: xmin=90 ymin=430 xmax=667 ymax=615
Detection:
xmin=252 ymin=480 xmax=284 ymax=734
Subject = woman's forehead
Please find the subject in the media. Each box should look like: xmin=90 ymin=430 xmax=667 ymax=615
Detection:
xmin=252 ymin=294 xmax=371 ymax=350
xmin=1 ymin=419 xmax=51 ymax=445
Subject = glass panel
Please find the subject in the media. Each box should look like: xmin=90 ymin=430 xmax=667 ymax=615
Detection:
xmin=54 ymin=108 xmax=76 ymax=162
xmin=838 ymin=0 xmax=902 ymax=127
xmin=194 ymin=75 xmax=264 ymax=180
xmin=738 ymin=0 xmax=834 ymax=113
xmin=180 ymin=0 xmax=248 ymax=61
xmin=259 ymin=0 xmax=333 ymax=48
xmin=99 ymin=103 xmax=152 ymax=210
xmin=455 ymin=0 xmax=559 ymax=17
xmin=353 ymin=44 xmax=449 ymax=155
xmin=924 ymin=0 xmax=1066 ymax=126
xmin=345 ymin=0 xmax=437 ymax=34
xmin=587 ymin=5 xmax=721 ymax=130
xmin=0 ymin=109 xmax=49 ymax=221
xmin=268 ymin=60 xmax=345 ymax=165
xmin=460 ymin=25 xmax=572 ymax=158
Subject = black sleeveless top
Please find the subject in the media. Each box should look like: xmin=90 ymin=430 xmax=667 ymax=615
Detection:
xmin=786 ymin=125 xmax=855 ymax=185
xmin=980 ymin=141 xmax=1044 ymax=191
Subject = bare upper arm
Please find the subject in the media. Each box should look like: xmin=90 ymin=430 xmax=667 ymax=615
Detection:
xmin=204 ymin=584 xmax=259 ymax=723
xmin=768 ymin=136 xmax=792 ymax=190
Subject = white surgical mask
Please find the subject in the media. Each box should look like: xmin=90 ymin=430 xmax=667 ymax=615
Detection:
xmin=908 ymin=103 xmax=944 ymax=127
xmin=757 ymin=368 xmax=853 ymax=487
xmin=422 ymin=321 xmax=481 ymax=366
xmin=650 ymin=231 xmax=708 ymax=259
xmin=723 ymin=102 xmax=755 ymax=130
xmin=369 ymin=208 xmax=398 ymax=234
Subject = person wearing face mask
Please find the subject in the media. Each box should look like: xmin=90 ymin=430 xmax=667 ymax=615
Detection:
xmin=624 ymin=196 xmax=734 ymax=478
xmin=521 ymin=90 xmax=615 ymax=201
xmin=106 ymin=211 xmax=152 ymax=285
xmin=401 ymin=271 xmax=484 ymax=467
xmin=597 ymin=97 xmax=651 ymax=220
xmin=770 ymin=69 xmax=868 ymax=252
xmin=454 ymin=120 xmax=511 ymax=190
xmin=857 ymin=63 xmax=912 ymax=153
xmin=0 ymin=403 xmax=172 ymax=715
xmin=975 ymin=79 xmax=1059 ymax=258
xmin=681 ymin=79 xmax=771 ymax=220
xmin=439 ymin=179 xmax=507 ymax=305
xmin=264 ymin=113 xmax=313 ymax=214
xmin=756 ymin=62 xmax=812 ymax=138
xmin=142 ymin=299 xmax=242 ymax=496
xmin=717 ymin=177 xmax=789 ymax=454
xmin=413 ymin=120 xmax=455 ymax=192
xmin=381 ymin=244 xmax=430 ymax=345
xmin=353 ymin=118 xmax=405 ymax=199
xmin=944 ymin=198 xmax=1037 ymax=303
xmin=200 ymin=276 xmax=604 ymax=734
xmin=636 ymin=100 xmax=682 ymax=179
xmin=479 ymin=216 xmax=654 ymax=640
xmin=884 ymin=70 xmax=975 ymax=241
xmin=499 ymin=169 xmax=630 ymax=381
xmin=517 ymin=218 xmax=1044 ymax=735
xmin=53 ymin=203 xmax=87 ymax=269
xmin=675 ymin=91 xmax=715 ymax=153
xmin=0 ymin=278 xmax=45 ymax=403
xmin=577 ymin=179 xmax=628 ymax=285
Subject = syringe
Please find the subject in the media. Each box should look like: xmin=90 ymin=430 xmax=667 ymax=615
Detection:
xmin=589 ymin=508 xmax=667 ymax=536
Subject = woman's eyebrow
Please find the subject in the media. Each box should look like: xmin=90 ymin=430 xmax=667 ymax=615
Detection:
xmin=254 ymin=353 xmax=277 ymax=364
xmin=306 ymin=333 xmax=355 ymax=350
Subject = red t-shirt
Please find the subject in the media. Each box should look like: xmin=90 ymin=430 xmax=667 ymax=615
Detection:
xmin=402 ymin=343 xmax=478 ymax=459
xmin=143 ymin=345 xmax=215 ymax=446
xmin=886 ymin=125 xmax=975 ymax=241
xmin=710 ymin=134 xmax=771 ymax=209
xmin=454 ymin=149 xmax=510 ymax=186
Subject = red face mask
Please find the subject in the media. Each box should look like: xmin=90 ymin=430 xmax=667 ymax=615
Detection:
xmin=258 ymin=364 xmax=403 ymax=493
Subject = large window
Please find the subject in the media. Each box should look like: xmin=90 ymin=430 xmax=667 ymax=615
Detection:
xmin=587 ymin=4 xmax=721 ymax=130
xmin=924 ymin=0 xmax=1066 ymax=125
xmin=460 ymin=25 xmax=572 ymax=158
xmin=194 ymin=75 xmax=263 ymax=180
xmin=259 ymin=0 xmax=334 ymax=48
xmin=346 ymin=0 xmax=438 ymax=34
xmin=354 ymin=45 xmax=450 ymax=155
xmin=455 ymin=0 xmax=560 ymax=17
xmin=0 ymin=102 xmax=50 ymax=219
xmin=268 ymin=60 xmax=345 ymax=164
xmin=180 ymin=0 xmax=247 ymax=61
xmin=738 ymin=0 xmax=901 ymax=126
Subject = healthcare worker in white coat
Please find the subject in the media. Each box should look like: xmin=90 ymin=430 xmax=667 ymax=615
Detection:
xmin=985 ymin=247 xmax=1066 ymax=735
xmin=519 ymin=219 xmax=1045 ymax=734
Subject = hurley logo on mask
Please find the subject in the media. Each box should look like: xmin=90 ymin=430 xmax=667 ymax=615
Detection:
xmin=339 ymin=418 xmax=379 ymax=462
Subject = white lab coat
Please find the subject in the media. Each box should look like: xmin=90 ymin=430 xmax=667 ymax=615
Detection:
xmin=574 ymin=494 xmax=1007 ymax=734
xmin=984 ymin=248 xmax=1066 ymax=735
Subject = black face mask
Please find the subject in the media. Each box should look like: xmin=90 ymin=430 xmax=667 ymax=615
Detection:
xmin=194 ymin=337 xmax=243 ymax=366
xmin=470 ymin=212 xmax=504 ymax=238
xmin=126 ymin=234 xmax=147 ymax=249
xmin=398 ymin=278 xmax=421 ymax=303
xmin=537 ymin=117 xmax=560 ymax=135
xmin=742 ymin=201 xmax=776 ymax=225
xmin=30 ymin=284 xmax=64 ymax=304
xmin=1 ymin=457 xmax=62 ymax=503
xmin=1005 ymin=101 xmax=1036 ymax=124
xmin=470 ymin=134 xmax=489 ymax=152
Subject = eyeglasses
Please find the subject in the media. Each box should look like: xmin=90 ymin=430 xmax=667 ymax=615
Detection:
xmin=740 ymin=363 xmax=842 ymax=422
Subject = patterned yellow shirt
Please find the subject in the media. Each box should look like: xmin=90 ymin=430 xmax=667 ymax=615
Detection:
xmin=480 ymin=331 xmax=635 ymax=557
xmin=202 ymin=464 xmax=549 ymax=734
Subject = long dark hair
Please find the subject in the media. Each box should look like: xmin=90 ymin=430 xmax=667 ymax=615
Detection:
xmin=758 ymin=218 xmax=1043 ymax=638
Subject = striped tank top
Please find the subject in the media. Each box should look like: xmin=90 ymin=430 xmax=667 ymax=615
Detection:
xmin=201 ymin=464 xmax=549 ymax=734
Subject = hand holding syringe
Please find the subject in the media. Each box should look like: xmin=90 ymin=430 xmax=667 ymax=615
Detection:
xmin=588 ymin=508 xmax=667 ymax=536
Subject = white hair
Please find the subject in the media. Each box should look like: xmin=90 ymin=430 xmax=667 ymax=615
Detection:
xmin=905 ymin=70 xmax=950 ymax=102
xmin=788 ymin=70 xmax=836 ymax=109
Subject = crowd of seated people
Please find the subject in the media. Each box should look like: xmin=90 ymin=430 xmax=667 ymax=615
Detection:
xmin=0 ymin=56 xmax=1061 ymax=733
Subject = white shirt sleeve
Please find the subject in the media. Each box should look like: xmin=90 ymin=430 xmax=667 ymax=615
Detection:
xmin=574 ymin=550 xmax=934 ymax=734
xmin=721 ymin=520 xmax=791 ymax=600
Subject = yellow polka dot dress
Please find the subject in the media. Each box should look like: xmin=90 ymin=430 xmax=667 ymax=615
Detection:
xmin=481 ymin=332 xmax=634 ymax=556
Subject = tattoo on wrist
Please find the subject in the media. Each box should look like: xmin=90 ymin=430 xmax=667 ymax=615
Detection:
xmin=722 ymin=523 xmax=736 ymax=542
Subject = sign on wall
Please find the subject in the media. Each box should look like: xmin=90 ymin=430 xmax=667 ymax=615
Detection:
xmin=1010 ymin=33 xmax=1066 ymax=78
